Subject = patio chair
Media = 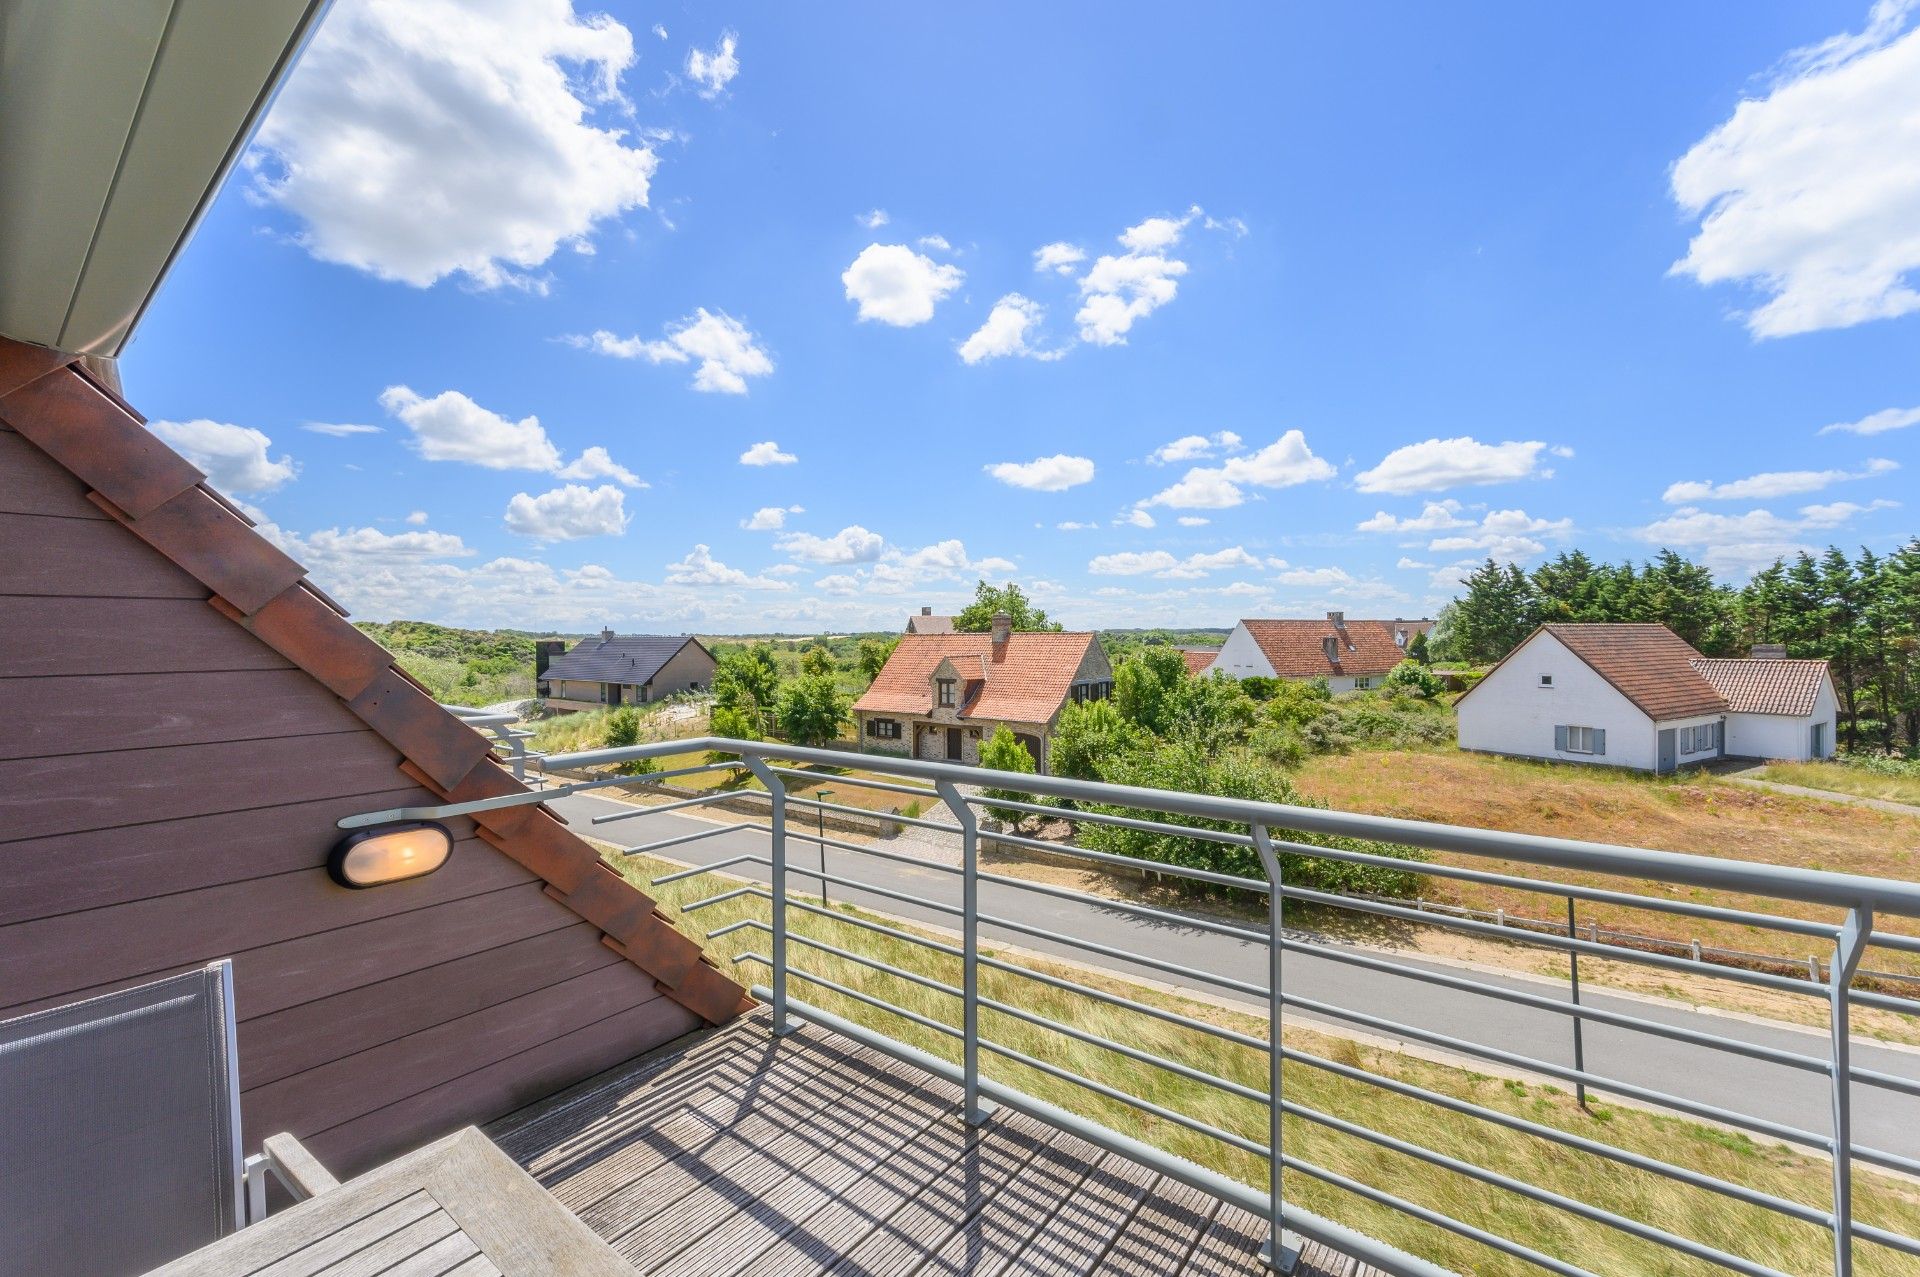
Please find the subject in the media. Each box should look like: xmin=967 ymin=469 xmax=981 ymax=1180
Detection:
xmin=0 ymin=960 xmax=333 ymax=1277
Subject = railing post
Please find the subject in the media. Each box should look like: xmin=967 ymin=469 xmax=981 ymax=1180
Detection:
xmin=937 ymin=780 xmax=993 ymax=1126
xmin=1829 ymin=906 xmax=1870 ymax=1277
xmin=1250 ymin=824 xmax=1299 ymax=1274
xmin=742 ymin=756 xmax=793 ymax=1037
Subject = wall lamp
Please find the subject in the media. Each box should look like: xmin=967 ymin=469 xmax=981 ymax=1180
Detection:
xmin=328 ymin=821 xmax=453 ymax=889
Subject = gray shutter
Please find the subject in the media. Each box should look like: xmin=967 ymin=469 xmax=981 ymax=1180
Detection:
xmin=1554 ymin=724 xmax=1568 ymax=752
xmin=1593 ymin=728 xmax=1606 ymax=756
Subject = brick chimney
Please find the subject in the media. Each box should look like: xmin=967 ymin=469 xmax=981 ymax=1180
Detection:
xmin=600 ymin=627 xmax=615 ymax=643
xmin=1327 ymin=610 xmax=1345 ymax=629
xmin=991 ymin=610 xmax=1012 ymax=652
xmin=921 ymin=605 xmax=933 ymax=616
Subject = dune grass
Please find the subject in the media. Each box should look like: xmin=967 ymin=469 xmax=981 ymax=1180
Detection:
xmin=1754 ymin=760 xmax=1920 ymax=807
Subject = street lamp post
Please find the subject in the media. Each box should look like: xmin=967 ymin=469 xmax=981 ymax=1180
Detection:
xmin=816 ymin=789 xmax=833 ymax=907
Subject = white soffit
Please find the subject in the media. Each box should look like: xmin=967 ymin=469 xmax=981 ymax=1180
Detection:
xmin=0 ymin=0 xmax=328 ymax=358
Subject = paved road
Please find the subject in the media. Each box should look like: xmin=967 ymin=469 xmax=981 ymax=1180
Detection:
xmin=551 ymin=789 xmax=1920 ymax=1165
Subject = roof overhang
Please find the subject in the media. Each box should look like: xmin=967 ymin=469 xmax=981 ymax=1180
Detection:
xmin=0 ymin=0 xmax=331 ymax=361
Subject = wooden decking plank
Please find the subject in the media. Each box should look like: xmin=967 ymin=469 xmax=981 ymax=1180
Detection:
xmin=1001 ymin=1154 xmax=1160 ymax=1277
xmin=1087 ymin=1179 xmax=1221 ymax=1277
xmin=911 ymin=1131 xmax=1109 ymax=1277
xmin=1180 ymin=1203 xmax=1272 ymax=1275
xmin=611 ymin=1042 xmax=954 ymax=1264
xmin=250 ymin=1191 xmax=441 ymax=1277
xmin=300 ymin=1210 xmax=463 ymax=1277
xmin=436 ymin=1257 xmax=501 ymax=1277
xmin=370 ymin=1228 xmax=481 ymax=1276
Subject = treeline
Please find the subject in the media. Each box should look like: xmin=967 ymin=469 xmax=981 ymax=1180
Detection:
xmin=1435 ymin=542 xmax=1920 ymax=750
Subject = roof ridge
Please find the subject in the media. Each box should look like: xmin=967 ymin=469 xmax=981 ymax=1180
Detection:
xmin=0 ymin=344 xmax=748 ymax=1026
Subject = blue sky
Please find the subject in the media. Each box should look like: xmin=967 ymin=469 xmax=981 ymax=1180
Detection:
xmin=124 ymin=1 xmax=1919 ymax=633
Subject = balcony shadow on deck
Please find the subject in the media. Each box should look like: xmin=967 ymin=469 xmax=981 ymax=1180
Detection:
xmin=487 ymin=1009 xmax=1381 ymax=1276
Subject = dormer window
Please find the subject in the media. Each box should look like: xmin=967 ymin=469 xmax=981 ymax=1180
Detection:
xmin=937 ymin=678 xmax=955 ymax=708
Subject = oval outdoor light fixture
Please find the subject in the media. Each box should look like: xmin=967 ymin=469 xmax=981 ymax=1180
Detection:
xmin=328 ymin=821 xmax=453 ymax=889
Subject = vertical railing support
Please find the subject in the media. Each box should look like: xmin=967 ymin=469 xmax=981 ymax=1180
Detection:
xmin=1250 ymin=824 xmax=1299 ymax=1274
xmin=1829 ymin=905 xmax=1870 ymax=1277
xmin=937 ymin=780 xmax=994 ymax=1126
xmin=743 ymin=756 xmax=794 ymax=1037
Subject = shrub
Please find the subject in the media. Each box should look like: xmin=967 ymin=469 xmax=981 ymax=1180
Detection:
xmin=776 ymin=673 xmax=851 ymax=747
xmin=604 ymin=706 xmax=641 ymax=749
xmin=1385 ymin=659 xmax=1444 ymax=699
xmin=1246 ymin=720 xmax=1308 ymax=770
xmin=707 ymin=704 xmax=761 ymax=764
xmin=1050 ymin=699 xmax=1147 ymax=782
xmin=617 ymin=755 xmax=659 ymax=777
xmin=1238 ymin=676 xmax=1282 ymax=703
xmin=978 ymin=724 xmax=1040 ymax=826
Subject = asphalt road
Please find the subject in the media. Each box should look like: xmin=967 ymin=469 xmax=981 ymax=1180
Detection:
xmin=550 ymin=789 xmax=1920 ymax=1165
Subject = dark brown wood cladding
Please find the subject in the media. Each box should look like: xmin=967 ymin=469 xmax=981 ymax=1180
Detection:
xmin=0 ymin=428 xmax=109 ymax=518
xmin=0 ymin=509 xmax=208 ymax=598
xmin=1 ymin=669 xmax=368 ymax=761
xmin=0 ymin=596 xmax=296 ymax=676
xmin=0 ymin=367 xmax=200 ymax=517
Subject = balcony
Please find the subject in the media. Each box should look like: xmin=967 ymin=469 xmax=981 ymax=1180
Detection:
xmin=328 ymin=733 xmax=1920 ymax=1276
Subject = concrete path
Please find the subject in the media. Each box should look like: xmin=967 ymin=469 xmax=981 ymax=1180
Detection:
xmin=1717 ymin=773 xmax=1920 ymax=819
xmin=551 ymin=788 xmax=1920 ymax=1166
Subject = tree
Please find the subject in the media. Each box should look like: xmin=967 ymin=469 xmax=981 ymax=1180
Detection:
xmin=1449 ymin=559 xmax=1537 ymax=663
xmin=856 ymin=637 xmax=898 ymax=683
xmin=1164 ymin=672 xmax=1257 ymax=756
xmin=1049 ymin=699 xmax=1146 ymax=782
xmin=707 ymin=704 xmax=761 ymax=763
xmin=1114 ymin=646 xmax=1191 ymax=735
xmin=799 ymin=644 xmax=836 ymax=678
xmin=713 ymin=646 xmax=781 ymax=716
xmin=955 ymin=581 xmax=1062 ymax=632
xmin=1406 ymin=630 xmax=1430 ymax=664
xmin=775 ymin=673 xmax=850 ymax=746
xmin=978 ymin=724 xmax=1040 ymax=826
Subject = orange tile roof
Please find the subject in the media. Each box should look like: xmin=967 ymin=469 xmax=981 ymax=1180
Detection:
xmin=1240 ymin=619 xmax=1409 ymax=678
xmin=1543 ymin=624 xmax=1727 ymax=720
xmin=855 ymin=631 xmax=1100 ymax=723
xmin=1180 ymin=648 xmax=1217 ymax=676
xmin=1691 ymin=658 xmax=1830 ymax=717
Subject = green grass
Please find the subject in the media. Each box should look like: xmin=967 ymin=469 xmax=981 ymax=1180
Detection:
xmin=1753 ymin=760 xmax=1920 ymax=807
xmin=615 ymin=849 xmax=1920 ymax=1276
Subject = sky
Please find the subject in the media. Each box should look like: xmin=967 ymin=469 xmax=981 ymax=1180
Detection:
xmin=123 ymin=0 xmax=1920 ymax=634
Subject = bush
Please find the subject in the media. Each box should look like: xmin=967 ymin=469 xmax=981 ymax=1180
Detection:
xmin=1239 ymin=676 xmax=1282 ymax=702
xmin=1262 ymin=678 xmax=1333 ymax=730
xmin=1385 ymin=659 xmax=1444 ymax=699
xmin=776 ymin=673 xmax=851 ymax=747
xmin=707 ymin=704 xmax=761 ymax=764
xmin=978 ymin=724 xmax=1040 ymax=826
xmin=604 ymin=706 xmax=641 ymax=749
xmin=617 ymin=755 xmax=659 ymax=777
xmin=1050 ymin=699 xmax=1147 ymax=782
xmin=1246 ymin=720 xmax=1308 ymax=770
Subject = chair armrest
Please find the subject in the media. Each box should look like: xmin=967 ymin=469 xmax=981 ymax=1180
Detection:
xmin=261 ymin=1132 xmax=341 ymax=1200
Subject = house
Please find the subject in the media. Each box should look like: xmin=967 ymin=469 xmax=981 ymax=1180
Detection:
xmin=853 ymin=611 xmax=1111 ymax=772
xmin=905 ymin=605 xmax=955 ymax=634
xmin=538 ymin=630 xmax=714 ymax=710
xmin=1179 ymin=646 xmax=1219 ymax=677
xmin=1455 ymin=623 xmax=1839 ymax=772
xmin=1212 ymin=612 xmax=1424 ymax=691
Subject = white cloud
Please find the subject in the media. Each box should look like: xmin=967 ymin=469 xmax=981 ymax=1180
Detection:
xmin=149 ymin=420 xmax=297 ymax=494
xmin=740 ymin=440 xmax=797 ymax=466
xmin=1421 ymin=508 xmax=1572 ymax=560
xmin=251 ymin=0 xmax=655 ymax=290
xmin=918 ymin=234 xmax=952 ymax=252
xmin=686 ymin=31 xmax=739 ymax=98
xmin=815 ymin=574 xmax=861 ymax=595
xmin=651 ymin=23 xmax=667 ymax=40
xmin=380 ymin=386 xmax=562 ymax=471
xmin=1275 ymin=566 xmax=1355 ymax=588
xmin=1177 ymin=516 xmax=1211 ymax=527
xmin=1076 ymin=250 xmax=1189 ymax=346
xmin=857 ymin=209 xmax=890 ymax=229
xmin=1357 ymin=500 xmax=1473 ymax=533
xmin=1119 ymin=508 xmax=1156 ymax=528
xmin=1354 ymin=437 xmax=1550 ymax=495
xmin=743 ymin=505 xmax=804 ymax=531
xmin=1057 ymin=520 xmax=1098 ymax=531
xmin=1033 ymin=242 xmax=1086 ymax=275
xmin=1143 ymin=430 xmax=1335 ymax=508
xmin=666 ymin=543 xmax=790 ymax=590
xmin=776 ymin=525 xmax=886 ymax=564
xmin=306 ymin=526 xmax=472 ymax=557
xmin=1396 ymin=556 xmax=1433 ymax=570
xmin=842 ymin=244 xmax=964 ymax=326
xmin=556 ymin=445 xmax=645 ymax=487
xmin=1819 ymin=405 xmax=1920 ymax=435
xmin=503 ymin=483 xmax=628 ymax=540
xmin=1669 ymin=4 xmax=1920 ymax=336
xmin=1089 ymin=551 xmax=1179 ymax=576
xmin=570 ymin=309 xmax=773 ymax=393
xmin=959 ymin=294 xmax=1060 ymax=364
xmin=1087 ymin=546 xmax=1262 ymax=579
xmin=405 ymin=510 xmax=428 ymax=525
xmin=1150 ymin=430 xmax=1241 ymax=465
xmin=1662 ymin=458 xmax=1897 ymax=502
xmin=984 ymin=454 xmax=1096 ymax=492
xmin=302 ymin=421 xmax=381 ymax=437
xmin=1634 ymin=498 xmax=1899 ymax=575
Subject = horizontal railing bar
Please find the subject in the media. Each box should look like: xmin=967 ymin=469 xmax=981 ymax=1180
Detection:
xmin=1283 ymin=1043 xmax=1830 ymax=1227
xmin=765 ymin=766 xmax=942 ymax=802
xmin=649 ymin=854 xmax=766 ymax=885
xmin=591 ymin=791 xmax=741 ymax=822
xmin=780 ymin=934 xmax=961 ymax=1000
xmin=702 ymin=918 xmax=760 ymax=940
xmin=1281 ymin=881 xmax=1823 ymax=998
xmin=619 ymin=822 xmax=758 ymax=858
xmin=679 ymin=886 xmax=760 ymax=913
xmin=780 ymin=864 xmax=965 ymax=916
xmin=1869 ymin=930 xmax=1920 ymax=955
xmin=1282 ymin=989 xmax=1830 ymax=1151
xmin=983 ymin=956 xmax=1271 ymax=1052
xmin=972 ymin=908 xmax=1269 ymax=998
xmin=972 ymin=869 xmax=1270 ymax=943
xmin=725 ymin=788 xmax=959 ymax=834
xmin=1850 ymin=1063 xmax=1920 ymax=1100
xmin=1856 ymin=1220 xmax=1920 ymax=1260
xmin=785 ymin=828 xmax=962 ymax=875
xmin=977 ymin=795 xmax=1262 ymax=852
xmin=1848 ymin=987 xmax=1920 ymax=1016
xmin=741 ymin=957 xmax=961 ymax=1040
xmin=1852 ymin=1143 xmax=1920 ymax=1178
xmin=978 ymin=824 xmax=1271 ymax=892
xmin=1279 ymin=937 xmax=1831 ymax=1076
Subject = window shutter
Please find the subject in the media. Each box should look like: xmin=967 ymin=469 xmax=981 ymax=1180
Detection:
xmin=1593 ymin=728 xmax=1606 ymax=756
xmin=1554 ymin=725 xmax=1568 ymax=752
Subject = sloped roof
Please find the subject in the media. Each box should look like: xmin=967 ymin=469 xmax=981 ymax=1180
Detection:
xmin=906 ymin=613 xmax=954 ymax=634
xmin=1541 ymin=623 xmax=1727 ymax=721
xmin=1179 ymin=648 xmax=1217 ymax=676
xmin=545 ymin=634 xmax=704 ymax=685
xmin=1239 ymin=618 xmax=1409 ymax=678
xmin=0 ymin=338 xmax=748 ymax=1026
xmin=1692 ymin=657 xmax=1831 ymax=717
xmin=855 ymin=631 xmax=1099 ymax=723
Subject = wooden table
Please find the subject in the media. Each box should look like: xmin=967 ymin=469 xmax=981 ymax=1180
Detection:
xmin=146 ymin=1127 xmax=634 ymax=1276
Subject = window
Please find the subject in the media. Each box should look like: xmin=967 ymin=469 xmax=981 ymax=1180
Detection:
xmin=937 ymin=678 xmax=955 ymax=708
xmin=866 ymin=718 xmax=901 ymax=740
xmin=1565 ymin=725 xmax=1597 ymax=754
xmin=1539 ymin=674 xmax=1553 ymax=687
xmin=1352 ymin=676 xmax=1374 ymax=690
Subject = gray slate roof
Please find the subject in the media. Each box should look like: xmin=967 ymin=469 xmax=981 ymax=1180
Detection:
xmin=544 ymin=635 xmax=700 ymax=686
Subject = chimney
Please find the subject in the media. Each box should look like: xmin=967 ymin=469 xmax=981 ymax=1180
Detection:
xmin=921 ymin=605 xmax=933 ymax=616
xmin=1327 ymin=610 xmax=1345 ymax=629
xmin=1750 ymin=643 xmax=1788 ymax=660
xmin=1323 ymin=635 xmax=1339 ymax=665
xmin=534 ymin=638 xmax=566 ymax=679
xmin=991 ymin=610 xmax=1012 ymax=651
xmin=600 ymin=627 xmax=615 ymax=643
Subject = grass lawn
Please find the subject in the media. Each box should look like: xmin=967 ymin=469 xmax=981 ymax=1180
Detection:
xmin=1753 ymin=760 xmax=1920 ymax=807
xmin=615 ymin=848 xmax=1920 ymax=1276
xmin=1292 ymin=749 xmax=1920 ymax=972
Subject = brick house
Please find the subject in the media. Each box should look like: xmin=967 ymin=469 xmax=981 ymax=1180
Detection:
xmin=852 ymin=612 xmax=1111 ymax=773
xmin=1212 ymin=612 xmax=1430 ymax=691
xmin=538 ymin=631 xmax=715 ymax=711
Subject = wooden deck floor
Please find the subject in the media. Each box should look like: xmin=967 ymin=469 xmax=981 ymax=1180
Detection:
xmin=488 ymin=1012 xmax=1386 ymax=1277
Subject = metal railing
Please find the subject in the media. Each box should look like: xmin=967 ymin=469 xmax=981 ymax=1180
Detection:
xmin=439 ymin=703 xmax=543 ymax=780
xmin=344 ymin=735 xmax=1920 ymax=1277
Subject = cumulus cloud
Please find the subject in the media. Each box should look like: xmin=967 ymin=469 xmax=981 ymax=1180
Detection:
xmin=1422 ymin=509 xmax=1572 ymax=560
xmin=1275 ymin=566 xmax=1355 ymax=588
xmin=405 ymin=511 xmax=428 ymax=525
xmin=1635 ymin=498 xmax=1899 ymax=575
xmin=857 ymin=209 xmax=890 ymax=229
xmin=666 ymin=543 xmax=790 ymax=590
xmin=503 ymin=483 xmax=628 ymax=540
xmin=1354 ymin=437 xmax=1550 ymax=495
xmin=556 ymin=445 xmax=645 ymax=487
xmin=250 ymin=0 xmax=656 ymax=290
xmin=1142 ymin=430 xmax=1336 ymax=508
xmin=685 ymin=31 xmax=739 ymax=98
xmin=380 ymin=386 xmax=562 ymax=471
xmin=1088 ymin=546 xmax=1263 ymax=578
xmin=306 ymin=526 xmax=472 ymax=557
xmin=1669 ymin=3 xmax=1920 ymax=336
xmin=743 ymin=505 xmax=804 ymax=531
xmin=1149 ymin=431 xmax=1241 ymax=465
xmin=1033 ymin=242 xmax=1086 ymax=275
xmin=569 ymin=309 xmax=773 ymax=393
xmin=958 ymin=295 xmax=1061 ymax=363
xmin=1356 ymin=500 xmax=1475 ymax=533
xmin=302 ymin=421 xmax=381 ymax=437
xmin=149 ymin=420 xmax=297 ymax=494
xmin=1118 ymin=508 xmax=1157 ymax=528
xmin=984 ymin=454 xmax=1096 ymax=492
xmin=1088 ymin=551 xmax=1179 ymax=576
xmin=1662 ymin=458 xmax=1897 ymax=502
xmin=740 ymin=440 xmax=797 ymax=466
xmin=919 ymin=234 xmax=952 ymax=252
xmin=842 ymin=244 xmax=964 ymax=326
xmin=1057 ymin=521 xmax=1098 ymax=531
xmin=1819 ymin=405 xmax=1920 ymax=436
xmin=1177 ymin=516 xmax=1211 ymax=527
xmin=776 ymin=525 xmax=886 ymax=564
